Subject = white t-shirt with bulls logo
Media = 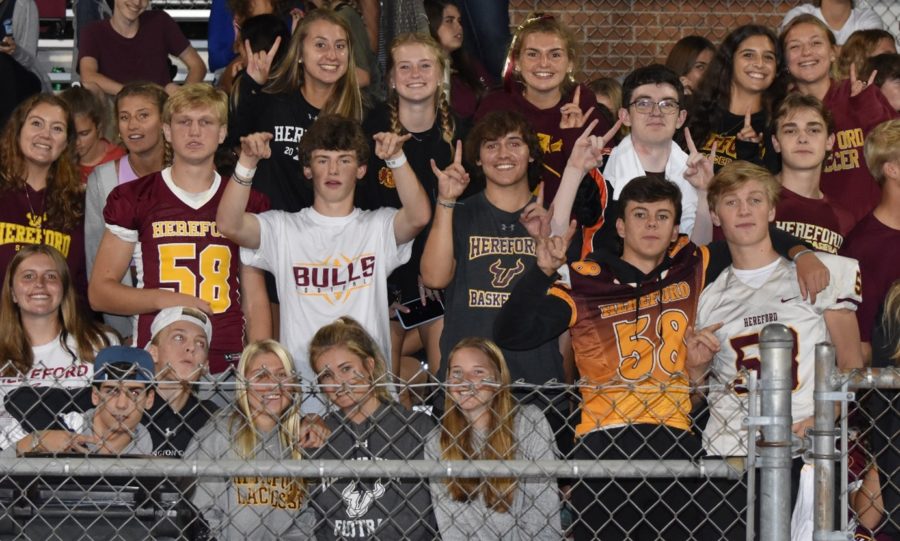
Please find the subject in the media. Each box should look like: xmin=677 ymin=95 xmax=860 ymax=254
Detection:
xmin=241 ymin=206 xmax=410 ymax=413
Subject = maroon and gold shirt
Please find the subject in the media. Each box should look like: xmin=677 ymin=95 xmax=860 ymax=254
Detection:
xmin=103 ymin=170 xmax=269 ymax=372
xmin=549 ymin=238 xmax=710 ymax=435
xmin=775 ymin=187 xmax=855 ymax=254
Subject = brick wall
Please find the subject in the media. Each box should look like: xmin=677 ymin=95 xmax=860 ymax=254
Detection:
xmin=507 ymin=0 xmax=805 ymax=80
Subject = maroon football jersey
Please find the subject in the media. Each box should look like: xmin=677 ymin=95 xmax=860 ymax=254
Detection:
xmin=103 ymin=171 xmax=269 ymax=372
xmin=774 ymin=187 xmax=855 ymax=254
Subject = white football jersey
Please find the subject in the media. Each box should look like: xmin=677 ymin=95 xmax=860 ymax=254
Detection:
xmin=697 ymin=254 xmax=861 ymax=457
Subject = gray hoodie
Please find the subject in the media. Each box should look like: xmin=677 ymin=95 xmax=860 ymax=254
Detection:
xmin=309 ymin=401 xmax=437 ymax=540
xmin=424 ymin=403 xmax=562 ymax=540
xmin=185 ymin=413 xmax=315 ymax=540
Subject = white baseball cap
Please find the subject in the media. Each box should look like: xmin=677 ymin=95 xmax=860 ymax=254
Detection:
xmin=147 ymin=306 xmax=213 ymax=347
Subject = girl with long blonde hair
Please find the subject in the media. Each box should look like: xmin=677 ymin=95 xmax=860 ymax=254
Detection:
xmin=186 ymin=339 xmax=314 ymax=539
xmin=425 ymin=337 xmax=560 ymax=539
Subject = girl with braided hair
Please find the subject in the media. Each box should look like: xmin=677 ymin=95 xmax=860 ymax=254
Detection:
xmin=358 ymin=33 xmax=463 ymax=394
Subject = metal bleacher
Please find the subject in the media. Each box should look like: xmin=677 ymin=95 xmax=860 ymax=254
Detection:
xmin=38 ymin=0 xmax=215 ymax=88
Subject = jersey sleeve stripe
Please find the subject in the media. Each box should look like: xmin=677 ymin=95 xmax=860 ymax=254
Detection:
xmin=105 ymin=223 xmax=138 ymax=244
xmin=549 ymin=287 xmax=578 ymax=327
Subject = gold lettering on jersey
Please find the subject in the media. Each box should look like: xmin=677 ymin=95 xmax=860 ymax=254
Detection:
xmin=706 ymin=134 xmax=738 ymax=160
xmin=468 ymin=288 xmax=509 ymax=308
xmin=0 ymin=222 xmax=72 ymax=256
xmin=742 ymin=312 xmax=778 ymax=328
xmin=467 ymin=236 xmax=534 ymax=259
xmin=234 ymin=476 xmax=302 ymax=510
xmin=293 ymin=254 xmax=376 ymax=304
xmin=824 ymin=128 xmax=863 ymax=173
xmin=151 ymin=221 xmax=223 ymax=238
xmin=536 ymin=132 xmax=563 ymax=155
xmin=775 ymin=221 xmax=842 ymax=254
xmin=599 ymin=281 xmax=691 ymax=318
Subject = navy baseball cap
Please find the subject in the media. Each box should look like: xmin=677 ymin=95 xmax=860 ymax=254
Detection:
xmin=93 ymin=346 xmax=156 ymax=383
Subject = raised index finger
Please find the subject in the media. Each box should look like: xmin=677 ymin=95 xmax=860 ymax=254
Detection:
xmin=535 ymin=182 xmax=544 ymax=207
xmin=453 ymin=139 xmax=463 ymax=165
xmin=684 ymin=127 xmax=698 ymax=154
xmin=849 ymin=61 xmax=858 ymax=84
xmin=571 ymin=85 xmax=580 ymax=106
xmin=744 ymin=107 xmax=753 ymax=129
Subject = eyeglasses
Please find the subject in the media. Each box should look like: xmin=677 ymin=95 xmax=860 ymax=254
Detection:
xmin=628 ymin=98 xmax=681 ymax=115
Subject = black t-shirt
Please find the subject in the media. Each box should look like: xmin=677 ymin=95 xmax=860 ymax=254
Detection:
xmin=357 ymin=107 xmax=471 ymax=302
xmin=440 ymin=191 xmax=565 ymax=384
xmin=232 ymin=77 xmax=320 ymax=213
xmin=144 ymin=393 xmax=218 ymax=457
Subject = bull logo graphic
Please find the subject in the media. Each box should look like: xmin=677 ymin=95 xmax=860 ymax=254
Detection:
xmin=489 ymin=258 xmax=525 ymax=288
xmin=341 ymin=480 xmax=386 ymax=518
xmin=26 ymin=212 xmax=43 ymax=228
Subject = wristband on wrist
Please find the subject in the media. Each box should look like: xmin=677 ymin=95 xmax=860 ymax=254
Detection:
xmin=385 ymin=152 xmax=407 ymax=169
xmin=792 ymin=248 xmax=815 ymax=261
xmin=437 ymin=199 xmax=458 ymax=209
xmin=234 ymin=162 xmax=257 ymax=179
xmin=231 ymin=172 xmax=253 ymax=187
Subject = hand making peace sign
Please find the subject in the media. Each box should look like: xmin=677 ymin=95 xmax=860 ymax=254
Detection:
xmin=566 ymin=118 xmax=623 ymax=174
xmin=559 ymin=86 xmax=597 ymax=130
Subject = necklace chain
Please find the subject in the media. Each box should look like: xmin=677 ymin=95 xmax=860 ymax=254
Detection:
xmin=23 ymin=184 xmax=45 ymax=229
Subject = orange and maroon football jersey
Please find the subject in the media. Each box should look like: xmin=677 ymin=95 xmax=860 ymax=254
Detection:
xmin=550 ymin=237 xmax=710 ymax=436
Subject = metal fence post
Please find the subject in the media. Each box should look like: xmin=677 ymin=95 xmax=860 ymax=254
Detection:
xmin=757 ymin=323 xmax=795 ymax=541
xmin=813 ymin=343 xmax=838 ymax=539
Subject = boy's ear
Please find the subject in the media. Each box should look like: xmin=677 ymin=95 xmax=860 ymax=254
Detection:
xmin=356 ymin=164 xmax=367 ymax=180
xmin=162 ymin=123 xmax=172 ymax=143
xmin=91 ymin=388 xmax=100 ymax=407
xmin=710 ymin=210 xmax=721 ymax=227
xmin=143 ymin=388 xmax=155 ymax=409
xmin=303 ymin=166 xmax=313 ymax=179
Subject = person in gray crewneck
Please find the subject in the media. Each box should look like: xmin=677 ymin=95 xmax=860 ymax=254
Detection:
xmin=424 ymin=337 xmax=561 ymax=540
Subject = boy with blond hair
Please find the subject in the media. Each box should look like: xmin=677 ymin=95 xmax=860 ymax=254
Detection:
xmin=90 ymin=84 xmax=270 ymax=375
xmin=841 ymin=118 xmax=900 ymax=360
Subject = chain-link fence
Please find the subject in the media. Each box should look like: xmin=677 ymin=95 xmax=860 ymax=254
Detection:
xmin=0 ymin=325 xmax=847 ymax=540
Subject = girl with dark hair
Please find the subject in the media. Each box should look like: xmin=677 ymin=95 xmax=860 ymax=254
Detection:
xmin=425 ymin=337 xmax=560 ymax=539
xmin=0 ymin=244 xmax=115 ymax=453
xmin=59 ymin=86 xmax=126 ymax=183
xmin=664 ymin=35 xmax=715 ymax=95
xmin=687 ymin=24 xmax=785 ymax=173
xmin=307 ymin=317 xmax=438 ymax=540
xmin=472 ymin=12 xmax=613 ymax=205
xmin=423 ymin=0 xmax=493 ymax=125
xmin=0 ymin=94 xmax=88 ymax=298
xmin=84 ymin=82 xmax=168 ymax=341
xmin=780 ymin=14 xmax=898 ymax=223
